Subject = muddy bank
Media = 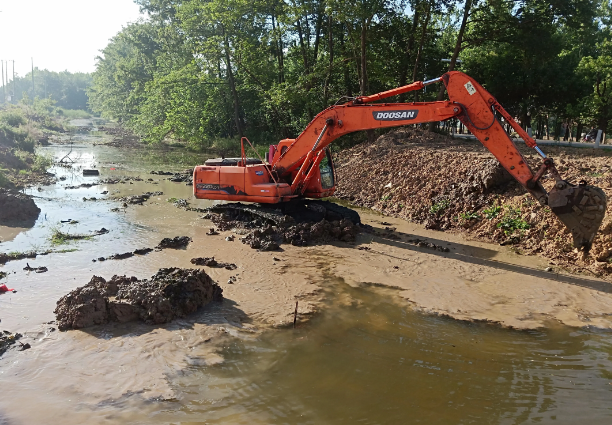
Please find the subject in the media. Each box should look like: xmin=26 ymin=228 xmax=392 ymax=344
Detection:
xmin=54 ymin=268 xmax=222 ymax=331
xmin=0 ymin=188 xmax=41 ymax=224
xmin=334 ymin=128 xmax=612 ymax=278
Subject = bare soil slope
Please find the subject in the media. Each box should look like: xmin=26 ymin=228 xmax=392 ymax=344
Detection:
xmin=334 ymin=128 xmax=612 ymax=278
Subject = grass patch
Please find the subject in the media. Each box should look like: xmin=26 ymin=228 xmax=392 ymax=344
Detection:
xmin=56 ymin=108 xmax=91 ymax=120
xmin=497 ymin=207 xmax=530 ymax=236
xmin=483 ymin=205 xmax=502 ymax=220
xmin=459 ymin=211 xmax=480 ymax=221
xmin=50 ymin=228 xmax=93 ymax=245
xmin=429 ymin=199 xmax=450 ymax=215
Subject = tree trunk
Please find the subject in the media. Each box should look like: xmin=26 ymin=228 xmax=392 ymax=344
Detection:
xmin=296 ymin=19 xmax=310 ymax=73
xmin=360 ymin=20 xmax=368 ymax=96
xmin=222 ymin=29 xmax=243 ymax=139
xmin=411 ymin=2 xmax=432 ymax=102
xmin=399 ymin=4 xmax=420 ymax=102
xmin=430 ymin=0 xmax=472 ymax=131
xmin=271 ymin=13 xmax=284 ymax=83
xmin=435 ymin=0 xmax=471 ymax=103
xmin=576 ymin=122 xmax=583 ymax=141
xmin=360 ymin=18 xmax=374 ymax=143
xmin=338 ymin=31 xmax=351 ymax=97
xmin=323 ymin=15 xmax=334 ymax=104
xmin=313 ymin=4 xmax=324 ymax=66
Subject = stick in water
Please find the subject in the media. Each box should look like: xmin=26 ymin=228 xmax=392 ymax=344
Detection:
xmin=293 ymin=301 xmax=298 ymax=328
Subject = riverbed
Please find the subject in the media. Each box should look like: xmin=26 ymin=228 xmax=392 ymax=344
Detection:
xmin=1 ymin=122 xmax=612 ymax=424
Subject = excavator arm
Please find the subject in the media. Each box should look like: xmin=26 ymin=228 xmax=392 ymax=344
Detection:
xmin=268 ymin=71 xmax=606 ymax=249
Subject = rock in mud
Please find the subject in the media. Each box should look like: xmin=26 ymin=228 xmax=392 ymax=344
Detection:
xmin=54 ymin=268 xmax=223 ymax=331
xmin=157 ymin=236 xmax=191 ymax=249
xmin=0 ymin=188 xmax=41 ymax=225
xmin=23 ymin=263 xmax=48 ymax=273
xmin=117 ymin=191 xmax=163 ymax=205
xmin=190 ymin=257 xmax=237 ymax=270
xmin=0 ymin=331 xmax=23 ymax=357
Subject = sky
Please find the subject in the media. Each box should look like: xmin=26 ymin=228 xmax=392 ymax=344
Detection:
xmin=0 ymin=0 xmax=143 ymax=78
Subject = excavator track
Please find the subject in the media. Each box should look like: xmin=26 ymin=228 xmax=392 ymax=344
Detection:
xmin=548 ymin=182 xmax=607 ymax=251
xmin=204 ymin=199 xmax=361 ymax=228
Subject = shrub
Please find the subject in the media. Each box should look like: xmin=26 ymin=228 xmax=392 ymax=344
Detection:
xmin=497 ymin=207 xmax=530 ymax=235
xmin=430 ymin=199 xmax=450 ymax=215
xmin=0 ymin=109 xmax=26 ymax=127
xmin=483 ymin=205 xmax=502 ymax=220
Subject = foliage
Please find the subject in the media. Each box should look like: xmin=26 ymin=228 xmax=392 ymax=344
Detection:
xmin=86 ymin=0 xmax=612 ymax=147
xmin=483 ymin=205 xmax=502 ymax=220
xmin=496 ymin=206 xmax=530 ymax=235
xmin=7 ymin=69 xmax=92 ymax=111
xmin=459 ymin=211 xmax=480 ymax=221
xmin=49 ymin=228 xmax=92 ymax=245
xmin=430 ymin=199 xmax=450 ymax=215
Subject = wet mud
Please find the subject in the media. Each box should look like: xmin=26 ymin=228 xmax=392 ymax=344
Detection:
xmin=203 ymin=200 xmax=361 ymax=250
xmin=54 ymin=268 xmax=222 ymax=331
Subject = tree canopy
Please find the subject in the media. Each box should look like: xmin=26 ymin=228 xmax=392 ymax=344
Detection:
xmin=88 ymin=0 xmax=612 ymax=146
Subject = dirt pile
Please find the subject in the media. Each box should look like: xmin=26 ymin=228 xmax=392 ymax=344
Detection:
xmin=0 ymin=188 xmax=41 ymax=224
xmin=54 ymin=268 xmax=223 ymax=331
xmin=334 ymin=128 xmax=612 ymax=277
xmin=203 ymin=200 xmax=361 ymax=250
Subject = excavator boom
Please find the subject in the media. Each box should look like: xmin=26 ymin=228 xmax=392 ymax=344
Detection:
xmin=193 ymin=71 xmax=607 ymax=250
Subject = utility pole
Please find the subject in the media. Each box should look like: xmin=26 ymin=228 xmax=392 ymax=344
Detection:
xmin=32 ymin=58 xmax=35 ymax=97
xmin=12 ymin=60 xmax=15 ymax=103
xmin=1 ymin=60 xmax=4 ymax=103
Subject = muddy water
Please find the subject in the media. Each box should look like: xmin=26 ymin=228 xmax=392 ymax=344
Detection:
xmin=1 ymin=125 xmax=612 ymax=423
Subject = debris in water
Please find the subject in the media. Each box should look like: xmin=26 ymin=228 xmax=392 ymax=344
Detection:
xmin=157 ymin=236 xmax=191 ymax=249
xmin=23 ymin=263 xmax=48 ymax=273
xmin=54 ymin=268 xmax=223 ymax=331
xmin=0 ymin=284 xmax=15 ymax=293
xmin=190 ymin=257 xmax=237 ymax=270
xmin=0 ymin=331 xmax=23 ymax=357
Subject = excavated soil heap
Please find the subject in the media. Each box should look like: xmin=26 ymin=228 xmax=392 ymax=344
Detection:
xmin=334 ymin=128 xmax=612 ymax=278
xmin=204 ymin=201 xmax=360 ymax=250
xmin=0 ymin=188 xmax=41 ymax=224
xmin=54 ymin=268 xmax=222 ymax=331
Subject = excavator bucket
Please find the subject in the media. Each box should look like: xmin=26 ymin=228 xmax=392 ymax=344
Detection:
xmin=548 ymin=181 xmax=607 ymax=251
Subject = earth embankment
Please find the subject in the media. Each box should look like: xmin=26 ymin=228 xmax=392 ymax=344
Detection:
xmin=334 ymin=128 xmax=612 ymax=278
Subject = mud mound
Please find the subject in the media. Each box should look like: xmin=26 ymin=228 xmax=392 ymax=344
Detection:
xmin=204 ymin=201 xmax=361 ymax=250
xmin=0 ymin=188 xmax=41 ymax=224
xmin=335 ymin=128 xmax=612 ymax=278
xmin=54 ymin=268 xmax=222 ymax=331
xmin=157 ymin=236 xmax=191 ymax=249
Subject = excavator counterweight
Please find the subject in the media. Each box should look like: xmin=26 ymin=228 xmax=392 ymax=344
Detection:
xmin=194 ymin=71 xmax=607 ymax=251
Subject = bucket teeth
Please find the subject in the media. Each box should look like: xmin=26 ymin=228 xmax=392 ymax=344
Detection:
xmin=549 ymin=183 xmax=607 ymax=251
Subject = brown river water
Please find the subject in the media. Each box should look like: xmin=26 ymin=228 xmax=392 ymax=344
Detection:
xmin=1 ymin=122 xmax=612 ymax=424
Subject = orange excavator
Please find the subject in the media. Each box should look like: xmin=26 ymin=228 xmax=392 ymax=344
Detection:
xmin=194 ymin=71 xmax=607 ymax=250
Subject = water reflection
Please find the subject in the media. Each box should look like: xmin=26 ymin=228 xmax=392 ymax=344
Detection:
xmin=167 ymin=282 xmax=612 ymax=424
